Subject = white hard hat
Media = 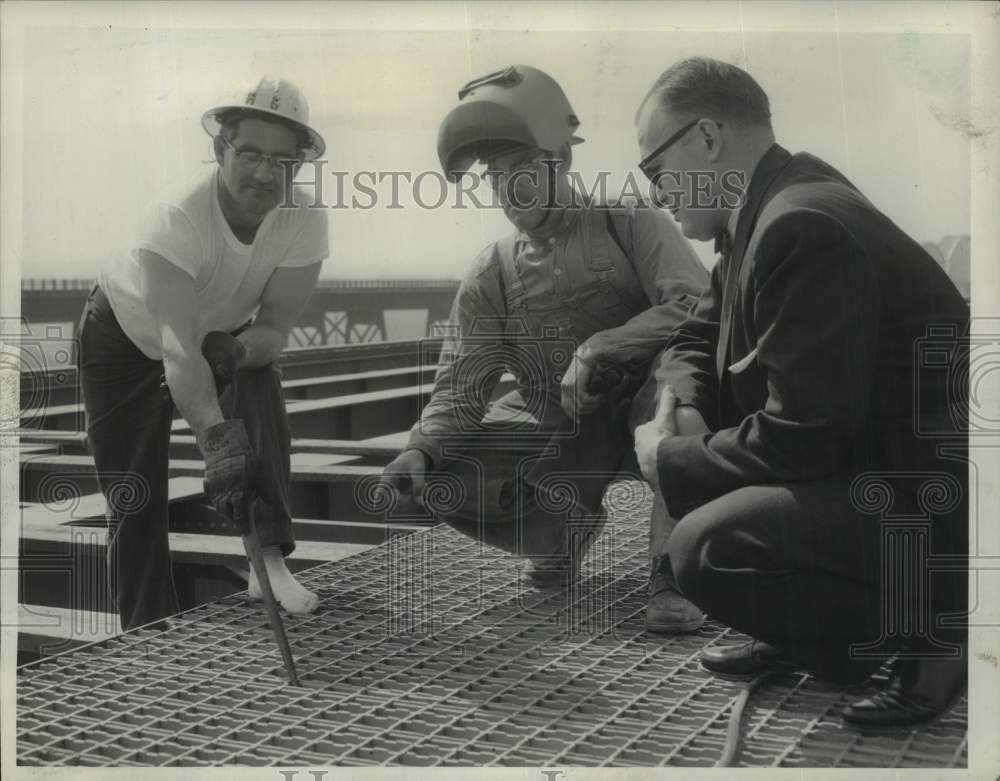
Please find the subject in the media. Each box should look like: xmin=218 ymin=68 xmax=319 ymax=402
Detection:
xmin=201 ymin=77 xmax=326 ymax=160
xmin=438 ymin=65 xmax=584 ymax=182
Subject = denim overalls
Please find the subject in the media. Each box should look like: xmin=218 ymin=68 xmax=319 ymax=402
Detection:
xmin=437 ymin=205 xmax=652 ymax=557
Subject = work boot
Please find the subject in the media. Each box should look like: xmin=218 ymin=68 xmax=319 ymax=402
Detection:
xmin=646 ymin=555 xmax=704 ymax=633
xmin=525 ymin=553 xmax=576 ymax=590
xmin=525 ymin=508 xmax=607 ymax=591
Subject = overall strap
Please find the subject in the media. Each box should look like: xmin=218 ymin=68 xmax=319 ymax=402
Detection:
xmin=585 ymin=205 xmax=615 ymax=273
xmin=605 ymin=207 xmax=630 ymax=260
xmin=494 ymin=231 xmax=529 ymax=332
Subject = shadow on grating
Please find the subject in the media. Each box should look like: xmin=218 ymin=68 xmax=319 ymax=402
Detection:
xmin=16 ymin=483 xmax=967 ymax=768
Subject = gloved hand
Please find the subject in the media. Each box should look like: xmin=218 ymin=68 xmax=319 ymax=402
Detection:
xmin=199 ymin=419 xmax=257 ymax=534
xmin=159 ymin=332 xmax=245 ymax=403
xmin=201 ymin=331 xmax=246 ymax=389
xmin=560 ymin=354 xmax=603 ymax=418
xmin=381 ymin=449 xmax=429 ymax=506
xmin=591 ymin=365 xmax=634 ymax=434
xmin=588 ymin=363 xmax=625 ymax=395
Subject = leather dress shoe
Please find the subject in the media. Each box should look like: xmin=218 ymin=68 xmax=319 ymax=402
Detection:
xmin=701 ymin=639 xmax=796 ymax=677
xmin=842 ymin=653 xmax=967 ymax=727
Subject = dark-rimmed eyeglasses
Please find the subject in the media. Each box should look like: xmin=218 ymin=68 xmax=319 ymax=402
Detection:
xmin=221 ymin=135 xmax=301 ymax=171
xmin=638 ymin=119 xmax=714 ymax=182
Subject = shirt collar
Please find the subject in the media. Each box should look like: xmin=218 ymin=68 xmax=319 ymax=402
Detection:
xmin=716 ymin=149 xmax=768 ymax=255
xmin=517 ymin=199 xmax=585 ymax=245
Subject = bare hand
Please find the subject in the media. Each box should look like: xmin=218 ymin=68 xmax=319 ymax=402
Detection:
xmin=634 ymin=385 xmax=678 ymax=490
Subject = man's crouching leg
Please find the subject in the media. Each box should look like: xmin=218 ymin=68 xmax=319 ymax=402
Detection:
xmin=228 ymin=364 xmax=318 ymax=615
xmin=427 ymin=460 xmax=608 ymax=592
xmin=646 ymin=490 xmax=704 ymax=633
xmin=523 ymin=504 xmax=607 ymax=591
xmin=629 ymin=375 xmax=705 ymax=634
xmin=431 ymin=390 xmax=608 ymax=591
xmin=437 ymin=470 xmax=602 ymax=591
xmin=666 ymin=480 xmax=886 ymax=685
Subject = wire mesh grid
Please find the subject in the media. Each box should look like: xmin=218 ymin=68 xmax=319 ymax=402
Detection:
xmin=17 ymin=483 xmax=968 ymax=767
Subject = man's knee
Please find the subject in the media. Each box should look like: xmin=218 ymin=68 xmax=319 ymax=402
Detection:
xmin=666 ymin=502 xmax=749 ymax=597
xmin=666 ymin=511 xmax=706 ymax=595
xmin=675 ymin=406 xmax=710 ymax=436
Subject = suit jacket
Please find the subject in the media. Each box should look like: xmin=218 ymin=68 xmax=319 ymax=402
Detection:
xmin=654 ymin=144 xmax=969 ymax=517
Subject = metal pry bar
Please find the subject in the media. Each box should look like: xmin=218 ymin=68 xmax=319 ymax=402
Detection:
xmin=239 ymin=494 xmax=302 ymax=687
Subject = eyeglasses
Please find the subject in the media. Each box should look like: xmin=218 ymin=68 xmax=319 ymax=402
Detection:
xmin=638 ymin=118 xmax=717 ymax=182
xmin=221 ymin=135 xmax=301 ymax=171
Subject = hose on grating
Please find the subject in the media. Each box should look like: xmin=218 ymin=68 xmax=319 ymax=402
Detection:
xmin=715 ymin=672 xmax=770 ymax=767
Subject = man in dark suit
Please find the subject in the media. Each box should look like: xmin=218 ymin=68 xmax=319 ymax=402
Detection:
xmin=632 ymin=57 xmax=969 ymax=726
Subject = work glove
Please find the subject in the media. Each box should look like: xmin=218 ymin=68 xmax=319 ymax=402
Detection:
xmin=381 ymin=449 xmax=430 ymax=506
xmin=200 ymin=331 xmax=246 ymax=390
xmin=199 ymin=419 xmax=257 ymax=534
xmin=589 ymin=363 xmax=637 ymax=433
xmin=560 ymin=354 xmax=603 ymax=418
xmin=583 ymin=362 xmax=644 ymax=457
xmin=159 ymin=332 xmax=246 ymax=402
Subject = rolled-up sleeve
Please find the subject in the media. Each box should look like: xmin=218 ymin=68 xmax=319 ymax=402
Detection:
xmin=405 ymin=245 xmax=509 ymax=465
xmin=579 ymin=204 xmax=708 ymax=366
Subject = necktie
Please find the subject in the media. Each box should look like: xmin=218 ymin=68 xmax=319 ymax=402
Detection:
xmin=714 ymin=229 xmax=734 ymax=260
xmin=715 ymin=229 xmax=739 ymax=379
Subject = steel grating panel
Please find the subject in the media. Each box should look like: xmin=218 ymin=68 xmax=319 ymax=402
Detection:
xmin=17 ymin=484 xmax=967 ymax=768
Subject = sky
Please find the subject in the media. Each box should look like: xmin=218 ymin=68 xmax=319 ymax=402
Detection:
xmin=13 ymin=3 xmax=973 ymax=280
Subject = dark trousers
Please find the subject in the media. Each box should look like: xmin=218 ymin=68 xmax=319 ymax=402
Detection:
xmin=666 ymin=475 xmax=968 ymax=683
xmin=77 ymin=286 xmax=295 ymax=630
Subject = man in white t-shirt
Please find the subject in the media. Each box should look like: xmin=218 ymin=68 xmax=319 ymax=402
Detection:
xmin=79 ymin=78 xmax=329 ymax=630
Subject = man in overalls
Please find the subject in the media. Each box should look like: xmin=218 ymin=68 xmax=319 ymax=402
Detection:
xmin=382 ymin=65 xmax=709 ymax=633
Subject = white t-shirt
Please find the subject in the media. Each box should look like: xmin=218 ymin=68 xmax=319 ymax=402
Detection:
xmin=99 ymin=169 xmax=329 ymax=360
